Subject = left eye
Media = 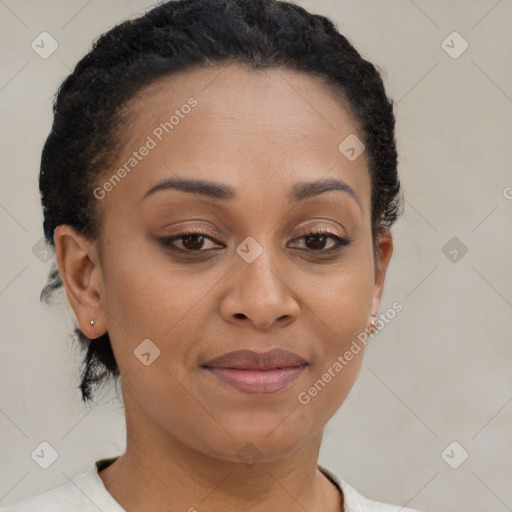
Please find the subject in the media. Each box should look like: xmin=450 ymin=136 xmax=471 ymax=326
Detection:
xmin=292 ymin=232 xmax=351 ymax=252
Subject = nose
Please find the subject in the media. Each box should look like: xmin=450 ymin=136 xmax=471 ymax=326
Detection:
xmin=219 ymin=245 xmax=300 ymax=330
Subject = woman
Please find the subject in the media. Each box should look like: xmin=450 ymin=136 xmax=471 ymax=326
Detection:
xmin=4 ymin=0 xmax=417 ymax=510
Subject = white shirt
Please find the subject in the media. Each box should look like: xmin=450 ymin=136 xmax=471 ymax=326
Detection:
xmin=1 ymin=457 xmax=420 ymax=512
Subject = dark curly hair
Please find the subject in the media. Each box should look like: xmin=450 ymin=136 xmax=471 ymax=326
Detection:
xmin=39 ymin=0 xmax=402 ymax=404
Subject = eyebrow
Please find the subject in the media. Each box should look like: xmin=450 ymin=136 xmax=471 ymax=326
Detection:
xmin=142 ymin=176 xmax=362 ymax=211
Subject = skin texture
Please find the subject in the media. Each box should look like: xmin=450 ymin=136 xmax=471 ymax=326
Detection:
xmin=54 ymin=63 xmax=393 ymax=512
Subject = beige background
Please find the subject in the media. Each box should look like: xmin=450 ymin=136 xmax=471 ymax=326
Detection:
xmin=1 ymin=1 xmax=511 ymax=510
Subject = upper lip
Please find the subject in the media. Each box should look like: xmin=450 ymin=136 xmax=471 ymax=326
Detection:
xmin=203 ymin=349 xmax=308 ymax=370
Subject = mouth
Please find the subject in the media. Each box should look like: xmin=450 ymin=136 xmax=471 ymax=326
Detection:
xmin=202 ymin=349 xmax=309 ymax=394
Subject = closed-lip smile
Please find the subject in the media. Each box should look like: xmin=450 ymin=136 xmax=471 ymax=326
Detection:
xmin=202 ymin=348 xmax=308 ymax=394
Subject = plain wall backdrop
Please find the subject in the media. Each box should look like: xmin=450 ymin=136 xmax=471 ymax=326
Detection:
xmin=1 ymin=1 xmax=511 ymax=511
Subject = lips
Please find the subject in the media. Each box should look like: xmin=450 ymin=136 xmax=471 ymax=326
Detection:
xmin=202 ymin=348 xmax=308 ymax=370
xmin=202 ymin=348 xmax=308 ymax=394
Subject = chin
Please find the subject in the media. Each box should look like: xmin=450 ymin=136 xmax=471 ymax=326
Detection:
xmin=197 ymin=420 xmax=319 ymax=465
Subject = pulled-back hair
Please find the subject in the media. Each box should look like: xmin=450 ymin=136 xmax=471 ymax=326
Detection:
xmin=39 ymin=0 xmax=402 ymax=403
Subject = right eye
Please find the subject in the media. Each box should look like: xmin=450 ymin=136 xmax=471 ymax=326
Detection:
xmin=158 ymin=229 xmax=225 ymax=253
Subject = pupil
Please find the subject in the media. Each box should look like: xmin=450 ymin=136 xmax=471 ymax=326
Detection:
xmin=183 ymin=234 xmax=204 ymax=250
xmin=305 ymin=234 xmax=326 ymax=250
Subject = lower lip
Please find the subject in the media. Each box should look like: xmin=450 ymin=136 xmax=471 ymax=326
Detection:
xmin=204 ymin=365 xmax=307 ymax=394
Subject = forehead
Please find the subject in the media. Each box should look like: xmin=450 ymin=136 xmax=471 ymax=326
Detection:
xmin=127 ymin=62 xmax=362 ymax=143
xmin=94 ymin=63 xmax=371 ymax=220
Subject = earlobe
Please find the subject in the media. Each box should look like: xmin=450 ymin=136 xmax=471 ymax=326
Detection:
xmin=54 ymin=225 xmax=106 ymax=339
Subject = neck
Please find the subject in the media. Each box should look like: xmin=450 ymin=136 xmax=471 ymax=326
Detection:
xmin=98 ymin=399 xmax=343 ymax=512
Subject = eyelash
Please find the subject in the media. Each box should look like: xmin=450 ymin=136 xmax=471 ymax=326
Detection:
xmin=158 ymin=227 xmax=352 ymax=256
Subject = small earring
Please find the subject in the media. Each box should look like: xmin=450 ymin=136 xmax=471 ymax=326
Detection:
xmin=90 ymin=320 xmax=95 ymax=326
xmin=371 ymin=313 xmax=377 ymax=329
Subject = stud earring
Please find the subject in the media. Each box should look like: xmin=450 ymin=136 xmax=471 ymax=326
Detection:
xmin=371 ymin=312 xmax=377 ymax=329
xmin=90 ymin=320 xmax=95 ymax=326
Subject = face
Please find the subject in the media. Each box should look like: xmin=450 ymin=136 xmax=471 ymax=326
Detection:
xmin=56 ymin=63 xmax=392 ymax=463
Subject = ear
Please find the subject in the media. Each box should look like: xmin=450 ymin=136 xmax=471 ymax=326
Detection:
xmin=54 ymin=225 xmax=106 ymax=339
xmin=370 ymin=228 xmax=393 ymax=319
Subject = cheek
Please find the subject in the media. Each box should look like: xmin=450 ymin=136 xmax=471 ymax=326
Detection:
xmin=314 ymin=270 xmax=372 ymax=327
xmin=295 ymin=247 xmax=374 ymax=410
xmin=302 ymin=246 xmax=374 ymax=336
xmin=99 ymin=238 xmax=231 ymax=385
xmin=101 ymin=235 xmax=193 ymax=331
xmin=99 ymin=248 xmax=209 ymax=432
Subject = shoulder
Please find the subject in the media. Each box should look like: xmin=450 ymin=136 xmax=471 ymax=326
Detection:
xmin=1 ymin=480 xmax=84 ymax=512
xmin=341 ymin=479 xmax=421 ymax=512
xmin=1 ymin=459 xmax=123 ymax=512
xmin=318 ymin=464 xmax=421 ymax=512
xmin=1 ymin=475 xmax=91 ymax=512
